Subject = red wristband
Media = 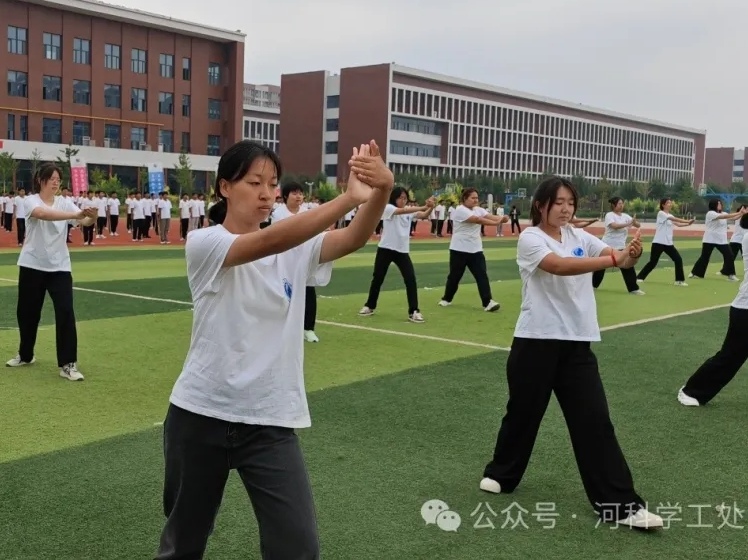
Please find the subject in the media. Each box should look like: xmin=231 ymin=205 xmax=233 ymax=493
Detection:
xmin=611 ymin=253 xmax=617 ymax=267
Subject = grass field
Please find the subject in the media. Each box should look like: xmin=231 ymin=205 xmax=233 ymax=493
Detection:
xmin=0 ymin=236 xmax=746 ymax=559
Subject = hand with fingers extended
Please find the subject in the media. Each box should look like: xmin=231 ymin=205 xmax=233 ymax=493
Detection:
xmin=342 ymin=144 xmax=376 ymax=206
xmin=349 ymin=140 xmax=394 ymax=191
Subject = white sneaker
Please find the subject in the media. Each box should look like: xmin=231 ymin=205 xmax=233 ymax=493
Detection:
xmin=60 ymin=363 xmax=84 ymax=381
xmin=479 ymin=477 xmax=501 ymax=494
xmin=629 ymin=290 xmax=645 ymax=295
xmin=728 ymin=275 xmax=739 ymax=282
xmin=674 ymin=281 xmax=688 ymax=286
xmin=6 ymin=354 xmax=35 ymax=367
xmin=678 ymin=387 xmax=700 ymax=407
xmin=484 ymin=300 xmax=500 ymax=312
xmin=358 ymin=306 xmax=374 ymax=316
xmin=409 ymin=311 xmax=424 ymax=323
xmin=304 ymin=330 xmax=319 ymax=343
xmin=617 ymin=508 xmax=663 ymax=529
xmin=438 ymin=300 xmax=451 ymax=307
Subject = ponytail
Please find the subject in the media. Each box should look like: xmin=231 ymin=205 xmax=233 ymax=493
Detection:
xmin=208 ymin=199 xmax=227 ymax=225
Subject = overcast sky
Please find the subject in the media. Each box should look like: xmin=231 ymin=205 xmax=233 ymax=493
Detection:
xmin=117 ymin=0 xmax=746 ymax=147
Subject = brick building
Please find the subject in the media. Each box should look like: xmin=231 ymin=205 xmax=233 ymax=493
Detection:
xmin=704 ymin=147 xmax=747 ymax=188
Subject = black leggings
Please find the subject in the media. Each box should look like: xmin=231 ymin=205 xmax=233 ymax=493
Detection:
xmin=304 ymin=287 xmax=316 ymax=331
xmin=364 ymin=247 xmax=419 ymax=315
xmin=442 ymin=250 xmax=493 ymax=307
xmin=592 ymin=265 xmax=640 ymax=293
xmin=637 ymin=243 xmax=685 ymax=282
xmin=690 ymin=243 xmax=735 ymax=278
xmin=719 ymin=242 xmax=743 ymax=275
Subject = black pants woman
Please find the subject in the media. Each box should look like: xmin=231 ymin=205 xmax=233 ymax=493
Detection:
xmin=638 ymin=243 xmax=686 ymax=282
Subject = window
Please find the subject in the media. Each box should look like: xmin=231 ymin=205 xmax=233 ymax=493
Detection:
xmin=325 ymin=141 xmax=338 ymax=154
xmin=181 ymin=132 xmax=190 ymax=152
xmin=7 ymin=114 xmax=15 ymax=140
xmin=326 ymin=95 xmax=339 ymax=109
xmin=182 ymin=94 xmax=191 ymax=117
xmin=42 ymin=117 xmax=62 ymax=143
xmin=159 ymin=54 xmax=174 ymax=78
xmin=324 ymin=164 xmax=337 ymax=177
xmin=325 ymin=118 xmax=339 ymax=132
xmin=208 ymin=62 xmax=221 ymax=85
xmin=7 ymin=70 xmax=27 ymax=97
xmin=104 ymin=44 xmax=120 ymax=69
xmin=208 ymin=99 xmax=221 ymax=120
xmin=43 ymin=75 xmax=61 ymax=101
xmin=104 ymin=124 xmax=120 ymax=148
xmin=182 ymin=57 xmax=191 ymax=80
xmin=73 ymin=38 xmax=90 ymax=64
xmin=73 ymin=80 xmax=91 ymax=105
xmin=131 ymin=127 xmax=146 ymax=149
xmin=43 ymin=33 xmax=61 ymax=60
xmin=72 ymin=121 xmax=91 ymax=145
xmin=207 ymin=135 xmax=220 ymax=156
xmin=131 ymin=88 xmax=146 ymax=112
xmin=104 ymin=84 xmax=121 ymax=108
xmin=159 ymin=130 xmax=173 ymax=152
xmin=8 ymin=26 xmax=27 ymax=55
xmin=131 ymin=48 xmax=146 ymax=73
xmin=158 ymin=92 xmax=173 ymax=115
xmin=19 ymin=116 xmax=27 ymax=141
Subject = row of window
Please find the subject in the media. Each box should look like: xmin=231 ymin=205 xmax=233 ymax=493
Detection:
xmin=390 ymin=86 xmax=696 ymax=158
xmin=243 ymin=119 xmax=278 ymax=142
xmin=7 ymin=25 xmax=221 ymax=84
xmin=6 ymin=113 xmax=222 ymax=156
xmin=6 ymin=71 xmax=222 ymax=119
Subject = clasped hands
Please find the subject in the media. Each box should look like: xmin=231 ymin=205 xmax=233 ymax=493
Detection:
xmin=344 ymin=141 xmax=395 ymax=206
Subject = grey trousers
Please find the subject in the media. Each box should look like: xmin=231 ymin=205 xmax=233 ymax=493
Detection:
xmin=155 ymin=405 xmax=320 ymax=560
xmin=159 ymin=218 xmax=170 ymax=243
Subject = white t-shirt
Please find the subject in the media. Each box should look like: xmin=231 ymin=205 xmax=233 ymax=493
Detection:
xmin=731 ymin=236 xmax=748 ymax=310
xmin=653 ymin=211 xmax=675 ymax=246
xmin=601 ymin=212 xmax=633 ymax=249
xmin=159 ymin=199 xmax=173 ymax=219
xmin=108 ymin=197 xmax=120 ymax=216
xmin=14 ymin=196 xmax=27 ymax=219
xmin=434 ymin=204 xmax=445 ymax=220
xmin=4 ymin=197 xmax=15 ymax=213
xmin=450 ymin=205 xmax=488 ymax=253
xmin=198 ymin=200 xmax=206 ymax=217
xmin=514 ymin=225 xmax=608 ymax=341
xmin=703 ymin=211 xmax=728 ymax=245
xmin=169 ymin=225 xmax=333 ymax=427
xmin=96 ymin=197 xmax=108 ymax=217
xmin=132 ymin=199 xmax=145 ymax=220
xmin=271 ymin=204 xmax=306 ymax=222
xmin=731 ymin=222 xmax=745 ymax=244
xmin=378 ymin=204 xmax=412 ymax=254
xmin=126 ymin=198 xmax=134 ymax=214
xmin=18 ymin=195 xmax=79 ymax=272
xmin=179 ymin=200 xmax=191 ymax=219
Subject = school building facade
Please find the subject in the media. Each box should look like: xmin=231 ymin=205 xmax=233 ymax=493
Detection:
xmin=704 ymin=147 xmax=747 ymax=188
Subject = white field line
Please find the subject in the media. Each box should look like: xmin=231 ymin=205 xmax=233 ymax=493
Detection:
xmin=0 ymin=277 xmax=732 ymax=352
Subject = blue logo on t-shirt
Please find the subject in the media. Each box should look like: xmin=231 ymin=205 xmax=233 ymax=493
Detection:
xmin=572 ymin=246 xmax=585 ymax=258
xmin=283 ymin=278 xmax=293 ymax=301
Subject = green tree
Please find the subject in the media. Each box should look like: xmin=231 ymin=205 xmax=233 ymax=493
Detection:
xmin=0 ymin=152 xmax=19 ymax=192
xmin=138 ymin=168 xmax=149 ymax=193
xmin=55 ymin=145 xmax=79 ymax=187
xmin=29 ymin=149 xmax=42 ymax=179
xmin=648 ymin=177 xmax=668 ymax=200
xmin=175 ymin=153 xmax=194 ymax=195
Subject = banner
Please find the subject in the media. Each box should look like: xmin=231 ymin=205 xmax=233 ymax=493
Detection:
xmin=148 ymin=162 xmax=164 ymax=195
xmin=70 ymin=156 xmax=89 ymax=196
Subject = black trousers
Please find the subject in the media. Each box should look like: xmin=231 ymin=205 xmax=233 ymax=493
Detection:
xmin=682 ymin=306 xmax=748 ymax=405
xmin=592 ymin=265 xmax=640 ymax=292
xmin=96 ymin=216 xmax=107 ymax=235
xmin=83 ymin=225 xmax=95 ymax=244
xmin=637 ymin=243 xmax=685 ymax=282
xmin=181 ymin=218 xmax=189 ymax=239
xmin=16 ymin=218 xmax=26 ymax=244
xmin=442 ymin=250 xmax=493 ymax=307
xmin=4 ymin=212 xmax=13 ymax=231
xmin=304 ymin=287 xmax=317 ymax=331
xmin=144 ymin=215 xmax=152 ymax=237
xmin=110 ymin=215 xmax=119 ymax=234
xmin=16 ymin=266 xmax=77 ymax=367
xmin=484 ymin=338 xmax=645 ymax=521
xmin=153 ymin=213 xmax=159 ymax=234
xmin=720 ymin=242 xmax=743 ymax=275
xmin=133 ymin=218 xmax=146 ymax=240
xmin=691 ymin=243 xmax=735 ymax=278
xmin=364 ymin=247 xmax=419 ymax=314
xmin=510 ymin=217 xmax=521 ymax=233
xmin=127 ymin=214 xmax=133 ymax=231
xmin=156 ymin=404 xmax=319 ymax=560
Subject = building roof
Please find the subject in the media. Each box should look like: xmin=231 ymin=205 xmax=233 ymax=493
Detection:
xmin=391 ymin=64 xmax=706 ymax=136
xmin=20 ymin=0 xmax=246 ymax=42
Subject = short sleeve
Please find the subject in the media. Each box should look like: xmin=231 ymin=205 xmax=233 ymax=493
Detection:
xmin=185 ymin=227 xmax=239 ymax=300
xmin=474 ymin=207 xmax=489 ymax=218
xmin=63 ymin=197 xmax=81 ymax=225
xmin=604 ymin=212 xmax=615 ymax=226
xmin=303 ymin=232 xmax=333 ymax=287
xmin=24 ymin=196 xmax=41 ymax=219
xmin=516 ymin=231 xmax=553 ymax=274
xmin=581 ymin=230 xmax=608 ymax=257
xmin=451 ymin=206 xmax=472 ymax=223
xmin=382 ymin=204 xmax=397 ymax=221
xmin=706 ymin=211 xmax=717 ymax=223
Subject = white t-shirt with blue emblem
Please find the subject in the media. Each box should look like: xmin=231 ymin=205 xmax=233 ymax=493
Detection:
xmin=514 ymin=225 xmax=608 ymax=342
xmin=169 ymin=224 xmax=333 ymax=428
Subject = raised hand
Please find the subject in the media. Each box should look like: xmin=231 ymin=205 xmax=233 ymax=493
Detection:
xmin=344 ymin=144 xmax=374 ymax=206
xmin=626 ymin=229 xmax=643 ymax=258
xmin=349 ymin=140 xmax=394 ymax=191
xmin=425 ymin=196 xmax=435 ymax=208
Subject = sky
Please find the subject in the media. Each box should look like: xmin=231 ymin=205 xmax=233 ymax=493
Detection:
xmin=115 ymin=0 xmax=746 ymax=147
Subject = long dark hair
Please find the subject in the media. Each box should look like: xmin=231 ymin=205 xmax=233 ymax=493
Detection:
xmin=530 ymin=176 xmax=578 ymax=226
xmin=33 ymin=163 xmax=63 ymax=194
xmin=208 ymin=141 xmax=283 ymax=225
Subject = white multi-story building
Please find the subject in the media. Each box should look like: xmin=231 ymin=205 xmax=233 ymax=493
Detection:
xmin=242 ymin=83 xmax=280 ymax=154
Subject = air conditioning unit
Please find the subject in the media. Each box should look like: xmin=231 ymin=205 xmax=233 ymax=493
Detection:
xmin=89 ymin=139 xmax=96 ymax=147
xmin=82 ymin=136 xmax=90 ymax=146
xmin=139 ymin=141 xmax=146 ymax=150
xmin=158 ymin=143 xmax=164 ymax=152
xmin=103 ymin=138 xmax=111 ymax=148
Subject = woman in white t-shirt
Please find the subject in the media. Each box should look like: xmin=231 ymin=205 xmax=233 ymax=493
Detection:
xmin=689 ymin=199 xmax=745 ymax=281
xmin=270 ymin=182 xmax=321 ymax=343
xmin=155 ymin=140 xmax=393 ymax=559
xmin=592 ymin=197 xmax=643 ymax=294
xmin=438 ymin=188 xmax=507 ymax=312
xmin=5 ymin=163 xmax=97 ymax=381
xmin=359 ymin=187 xmax=434 ymax=322
xmin=719 ymin=204 xmax=747 ymax=275
xmin=679 ymin=211 xmax=748 ymax=407
xmin=480 ymin=176 xmax=662 ymax=530
xmin=637 ymin=198 xmax=694 ymax=285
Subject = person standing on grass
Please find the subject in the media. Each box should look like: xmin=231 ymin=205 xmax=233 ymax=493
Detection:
xmin=107 ymin=191 xmax=120 ymax=237
xmin=158 ymin=191 xmax=173 ymax=244
xmin=438 ymin=188 xmax=507 ymax=312
xmin=719 ymin=204 xmax=747 ymax=275
xmin=270 ymin=181 xmax=321 ymax=343
xmin=154 ymin=139 xmax=393 ymax=560
xmin=678 ymin=212 xmax=748 ymax=407
xmin=480 ymin=176 xmax=663 ymax=530
xmin=636 ymin=198 xmax=693 ymax=286
xmin=359 ymin=187 xmax=434 ymax=323
xmin=79 ymin=191 xmax=97 ymax=246
xmin=5 ymin=163 xmax=97 ymax=381
xmin=592 ymin=197 xmax=644 ymax=295
xmin=13 ymin=188 xmax=28 ymax=246
xmin=689 ymin=199 xmax=745 ymax=281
